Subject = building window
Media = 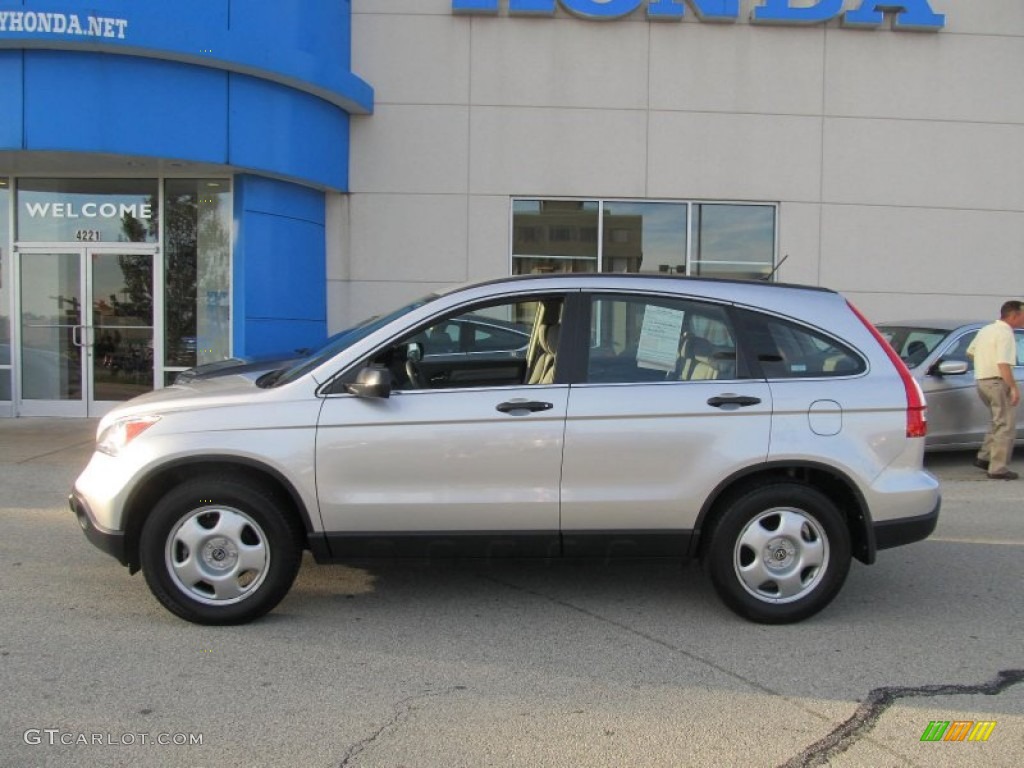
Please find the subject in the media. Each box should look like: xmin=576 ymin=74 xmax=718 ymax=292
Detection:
xmin=163 ymin=179 xmax=231 ymax=372
xmin=694 ymin=203 xmax=776 ymax=280
xmin=512 ymin=200 xmax=598 ymax=274
xmin=0 ymin=178 xmax=9 ymax=400
xmin=511 ymin=199 xmax=776 ymax=280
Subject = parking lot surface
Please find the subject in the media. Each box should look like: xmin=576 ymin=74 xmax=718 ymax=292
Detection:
xmin=0 ymin=418 xmax=1021 ymax=767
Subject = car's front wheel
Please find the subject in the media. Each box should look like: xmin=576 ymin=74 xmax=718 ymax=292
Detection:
xmin=139 ymin=477 xmax=303 ymax=625
xmin=705 ymin=482 xmax=851 ymax=624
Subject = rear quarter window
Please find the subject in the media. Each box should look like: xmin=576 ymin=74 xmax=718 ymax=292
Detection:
xmin=739 ymin=311 xmax=866 ymax=379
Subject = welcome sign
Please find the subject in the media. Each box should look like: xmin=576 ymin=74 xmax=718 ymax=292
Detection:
xmin=453 ymin=0 xmax=946 ymax=31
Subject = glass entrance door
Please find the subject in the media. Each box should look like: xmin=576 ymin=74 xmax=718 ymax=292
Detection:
xmin=18 ymin=247 xmax=156 ymax=417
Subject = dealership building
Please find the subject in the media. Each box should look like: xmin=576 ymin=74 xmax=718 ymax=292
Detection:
xmin=0 ymin=0 xmax=1020 ymax=417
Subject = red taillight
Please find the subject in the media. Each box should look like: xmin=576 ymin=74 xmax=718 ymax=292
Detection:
xmin=847 ymin=301 xmax=927 ymax=439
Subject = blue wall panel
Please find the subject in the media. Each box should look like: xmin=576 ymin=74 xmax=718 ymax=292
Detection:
xmin=23 ymin=51 xmax=228 ymax=161
xmin=0 ymin=51 xmax=22 ymax=147
xmin=233 ymin=174 xmax=327 ymax=356
xmin=229 ymin=74 xmax=349 ymax=191
xmin=0 ymin=0 xmax=372 ymax=113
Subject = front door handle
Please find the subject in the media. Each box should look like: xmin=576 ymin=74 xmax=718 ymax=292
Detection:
xmin=496 ymin=400 xmax=554 ymax=414
xmin=707 ymin=394 xmax=762 ymax=408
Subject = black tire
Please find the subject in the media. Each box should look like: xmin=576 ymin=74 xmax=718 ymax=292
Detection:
xmin=705 ymin=482 xmax=851 ymax=624
xmin=139 ymin=476 xmax=303 ymax=625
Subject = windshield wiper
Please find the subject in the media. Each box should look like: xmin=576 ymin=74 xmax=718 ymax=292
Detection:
xmin=256 ymin=369 xmax=287 ymax=388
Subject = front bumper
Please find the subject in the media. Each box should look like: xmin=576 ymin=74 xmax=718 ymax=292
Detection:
xmin=69 ymin=491 xmax=128 ymax=567
xmin=873 ymin=496 xmax=941 ymax=551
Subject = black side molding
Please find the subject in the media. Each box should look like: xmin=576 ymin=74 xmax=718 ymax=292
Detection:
xmin=872 ymin=498 xmax=941 ymax=551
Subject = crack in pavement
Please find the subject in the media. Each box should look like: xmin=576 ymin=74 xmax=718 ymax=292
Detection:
xmin=338 ymin=685 xmax=467 ymax=767
xmin=480 ymin=573 xmax=816 ymax=702
xmin=481 ymin=575 xmax=1023 ymax=767
xmin=778 ymin=669 xmax=1024 ymax=768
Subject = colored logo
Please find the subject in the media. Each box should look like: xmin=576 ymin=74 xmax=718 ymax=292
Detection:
xmin=920 ymin=720 xmax=997 ymax=742
xmin=452 ymin=1 xmax=946 ymax=31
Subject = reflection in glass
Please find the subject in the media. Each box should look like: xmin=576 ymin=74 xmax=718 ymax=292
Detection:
xmin=512 ymin=200 xmax=598 ymax=274
xmin=694 ymin=204 xmax=775 ymax=280
xmin=599 ymin=202 xmax=687 ymax=274
xmin=512 ymin=199 xmax=777 ymax=281
xmin=164 ymin=180 xmax=231 ymax=368
xmin=0 ymin=178 xmax=9 ymax=372
xmin=20 ymin=253 xmax=82 ymax=400
xmin=16 ymin=178 xmax=159 ymax=243
xmin=92 ymin=252 xmax=154 ymax=401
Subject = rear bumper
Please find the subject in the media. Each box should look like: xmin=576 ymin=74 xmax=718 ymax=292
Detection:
xmin=69 ymin=492 xmax=128 ymax=567
xmin=873 ymin=496 xmax=941 ymax=551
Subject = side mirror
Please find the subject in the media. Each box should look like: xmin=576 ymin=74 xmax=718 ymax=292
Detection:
xmin=345 ymin=367 xmax=392 ymax=399
xmin=932 ymin=359 xmax=969 ymax=377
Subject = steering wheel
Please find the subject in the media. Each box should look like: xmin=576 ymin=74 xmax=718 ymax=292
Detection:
xmin=404 ymin=342 xmax=425 ymax=389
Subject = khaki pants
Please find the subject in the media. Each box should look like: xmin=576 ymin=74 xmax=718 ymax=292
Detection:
xmin=977 ymin=378 xmax=1017 ymax=474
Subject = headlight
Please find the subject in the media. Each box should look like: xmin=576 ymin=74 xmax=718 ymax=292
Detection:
xmin=96 ymin=415 xmax=161 ymax=456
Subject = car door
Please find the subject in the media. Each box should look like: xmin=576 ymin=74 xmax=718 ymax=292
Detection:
xmin=314 ymin=295 xmax=569 ymax=558
xmin=559 ymin=293 xmax=772 ymax=557
xmin=923 ymin=328 xmax=1024 ymax=447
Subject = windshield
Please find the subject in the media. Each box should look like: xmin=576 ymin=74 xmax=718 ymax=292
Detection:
xmin=265 ymin=294 xmax=439 ymax=387
xmin=877 ymin=326 xmax=951 ymax=369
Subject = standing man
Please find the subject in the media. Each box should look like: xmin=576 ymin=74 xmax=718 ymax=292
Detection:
xmin=968 ymin=300 xmax=1024 ymax=479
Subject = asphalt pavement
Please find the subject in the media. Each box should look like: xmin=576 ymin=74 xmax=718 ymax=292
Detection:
xmin=0 ymin=418 xmax=1021 ymax=768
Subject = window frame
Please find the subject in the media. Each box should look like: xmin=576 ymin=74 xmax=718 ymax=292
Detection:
xmin=572 ymin=290 xmax=752 ymax=386
xmin=510 ymin=198 xmax=778 ymax=281
xmin=734 ymin=307 xmax=868 ymax=380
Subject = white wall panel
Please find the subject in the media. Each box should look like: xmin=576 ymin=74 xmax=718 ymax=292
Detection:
xmin=651 ymin=23 xmax=824 ymax=115
xmin=353 ymin=0 xmax=452 ymax=16
xmin=353 ymin=14 xmax=470 ymax=106
xmin=471 ymin=18 xmax=649 ymax=109
xmin=648 ymin=112 xmax=822 ymax=201
xmin=467 ymin=195 xmax=514 ymax=282
xmin=819 ymin=205 xmax=1024 ymax=294
xmin=826 ymin=32 xmax=1024 ymax=124
xmin=349 ymin=194 xmax=469 ymax=283
xmin=329 ymin=280 xmax=457 ymax=331
xmin=350 ymin=105 xmax=469 ymax=194
xmin=469 ymin=106 xmax=648 ymax=197
xmin=924 ymin=0 xmax=1024 ymax=36
xmin=775 ymin=203 xmax=822 ymax=286
xmin=823 ymin=118 xmax=1024 ymax=210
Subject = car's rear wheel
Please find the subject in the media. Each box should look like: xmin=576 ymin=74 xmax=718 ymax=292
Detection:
xmin=139 ymin=477 xmax=303 ymax=625
xmin=705 ymin=482 xmax=851 ymax=624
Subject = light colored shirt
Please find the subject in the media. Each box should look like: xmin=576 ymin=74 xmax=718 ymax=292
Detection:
xmin=968 ymin=320 xmax=1017 ymax=380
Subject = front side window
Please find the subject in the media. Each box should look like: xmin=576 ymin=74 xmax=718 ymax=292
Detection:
xmin=363 ymin=297 xmax=557 ymax=391
xmin=586 ymin=295 xmax=737 ymax=384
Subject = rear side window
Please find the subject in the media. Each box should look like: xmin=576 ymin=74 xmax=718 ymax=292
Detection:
xmin=740 ymin=311 xmax=865 ymax=379
xmin=585 ymin=294 xmax=738 ymax=383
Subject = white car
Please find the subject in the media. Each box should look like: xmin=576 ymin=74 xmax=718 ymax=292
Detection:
xmin=71 ymin=274 xmax=940 ymax=625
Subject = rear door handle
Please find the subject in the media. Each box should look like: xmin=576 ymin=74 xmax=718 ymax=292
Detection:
xmin=496 ymin=400 xmax=554 ymax=414
xmin=707 ymin=395 xmax=762 ymax=408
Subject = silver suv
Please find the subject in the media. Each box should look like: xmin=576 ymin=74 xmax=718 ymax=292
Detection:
xmin=71 ymin=275 xmax=940 ymax=625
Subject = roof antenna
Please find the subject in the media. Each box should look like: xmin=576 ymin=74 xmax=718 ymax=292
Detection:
xmin=762 ymin=253 xmax=789 ymax=281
